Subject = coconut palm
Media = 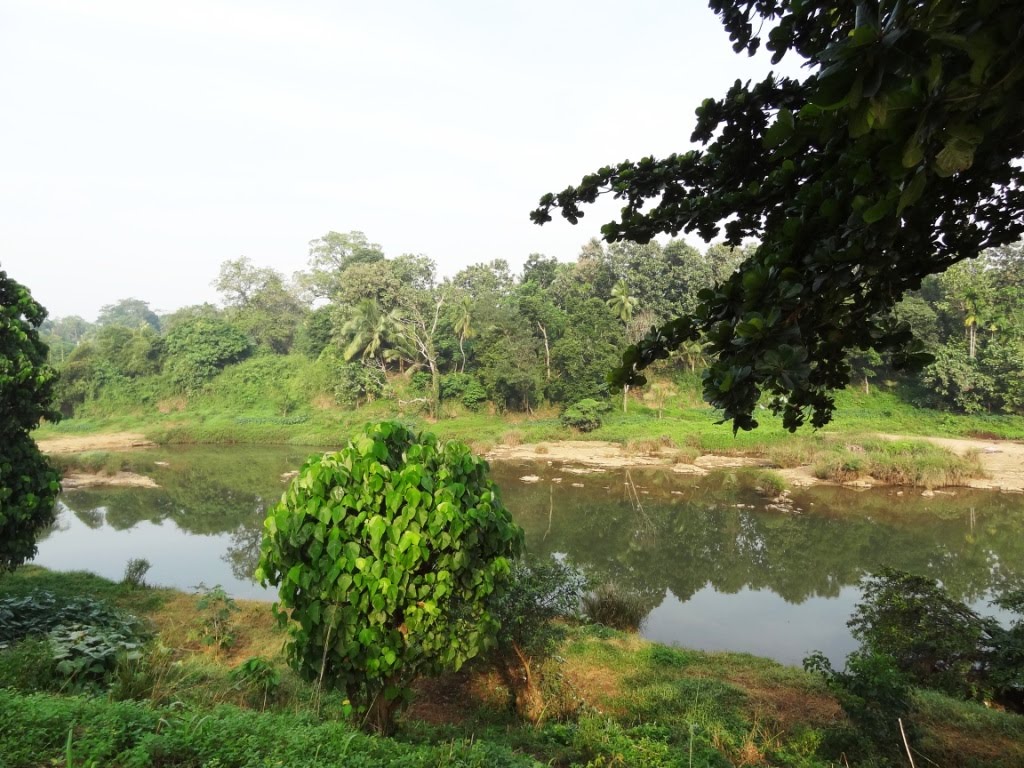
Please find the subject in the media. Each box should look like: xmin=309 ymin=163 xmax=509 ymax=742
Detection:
xmin=452 ymin=295 xmax=475 ymax=373
xmin=607 ymin=281 xmax=638 ymax=323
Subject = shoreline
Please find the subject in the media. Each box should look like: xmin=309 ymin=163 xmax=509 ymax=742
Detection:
xmin=38 ymin=430 xmax=1024 ymax=493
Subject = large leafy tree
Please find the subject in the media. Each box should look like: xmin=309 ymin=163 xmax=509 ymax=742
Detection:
xmin=0 ymin=270 xmax=61 ymax=572
xmin=532 ymin=1 xmax=1024 ymax=431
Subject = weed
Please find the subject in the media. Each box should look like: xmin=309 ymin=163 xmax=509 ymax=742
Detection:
xmin=500 ymin=430 xmax=523 ymax=447
xmin=121 ymin=558 xmax=152 ymax=589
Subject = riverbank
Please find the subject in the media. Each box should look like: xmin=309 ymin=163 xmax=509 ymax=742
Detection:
xmin=2 ymin=567 xmax=1022 ymax=767
xmin=40 ymin=427 xmax=1024 ymax=493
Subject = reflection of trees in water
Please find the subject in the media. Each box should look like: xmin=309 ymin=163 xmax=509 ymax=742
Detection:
xmin=223 ymin=512 xmax=269 ymax=582
xmin=55 ymin=452 xmax=1024 ymax=602
xmin=495 ymin=466 xmax=1024 ymax=614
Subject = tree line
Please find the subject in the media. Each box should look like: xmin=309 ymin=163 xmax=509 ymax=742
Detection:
xmin=39 ymin=231 xmax=1024 ymax=419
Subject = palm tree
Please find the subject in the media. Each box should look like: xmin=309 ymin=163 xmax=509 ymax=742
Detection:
xmin=452 ymin=296 xmax=475 ymax=373
xmin=339 ymin=299 xmax=402 ymax=367
xmin=607 ymin=281 xmax=638 ymax=323
xmin=607 ymin=281 xmax=640 ymax=413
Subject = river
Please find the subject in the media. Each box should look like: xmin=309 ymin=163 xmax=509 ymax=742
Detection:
xmin=33 ymin=445 xmax=1024 ymax=667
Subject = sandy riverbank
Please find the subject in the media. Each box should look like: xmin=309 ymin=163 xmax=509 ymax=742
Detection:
xmin=37 ymin=431 xmax=1024 ymax=493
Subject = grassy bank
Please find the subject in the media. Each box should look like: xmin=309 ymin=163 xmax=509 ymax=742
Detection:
xmin=2 ymin=567 xmax=1022 ymax=767
xmin=39 ymin=382 xmax=1015 ymax=490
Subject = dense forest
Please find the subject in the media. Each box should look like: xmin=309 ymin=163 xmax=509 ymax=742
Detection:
xmin=40 ymin=231 xmax=1024 ymax=421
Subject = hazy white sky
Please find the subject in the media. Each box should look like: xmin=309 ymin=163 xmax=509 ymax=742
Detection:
xmin=1 ymin=0 xmax=793 ymax=321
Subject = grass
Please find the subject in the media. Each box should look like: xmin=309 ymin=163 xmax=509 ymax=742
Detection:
xmin=34 ymin=375 xmax=1020 ymax=499
xmin=2 ymin=568 xmax=1023 ymax=767
xmin=811 ymin=438 xmax=985 ymax=488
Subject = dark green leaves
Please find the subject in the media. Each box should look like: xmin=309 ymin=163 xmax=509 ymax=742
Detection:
xmin=535 ymin=0 xmax=1024 ymax=432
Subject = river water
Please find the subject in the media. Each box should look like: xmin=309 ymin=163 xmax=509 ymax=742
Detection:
xmin=33 ymin=445 xmax=1024 ymax=667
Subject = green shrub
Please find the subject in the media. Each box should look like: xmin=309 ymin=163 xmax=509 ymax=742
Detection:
xmin=804 ymin=648 xmax=914 ymax=762
xmin=581 ymin=584 xmax=647 ymax=632
xmin=849 ymin=568 xmax=992 ymax=699
xmin=0 ymin=590 xmax=147 ymax=691
xmin=121 ymin=558 xmax=151 ymax=589
xmin=560 ymin=399 xmax=610 ymax=433
xmin=489 ymin=557 xmax=586 ymax=722
xmin=256 ymin=421 xmax=524 ymax=734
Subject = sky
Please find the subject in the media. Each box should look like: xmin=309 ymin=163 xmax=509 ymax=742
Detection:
xmin=1 ymin=0 xmax=796 ymax=321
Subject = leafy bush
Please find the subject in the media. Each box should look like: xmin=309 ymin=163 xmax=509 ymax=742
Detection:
xmin=582 ymin=584 xmax=647 ymax=632
xmin=332 ymin=360 xmax=386 ymax=407
xmin=229 ymin=657 xmax=281 ymax=710
xmin=164 ymin=316 xmax=251 ymax=394
xmin=804 ymin=648 xmax=914 ymax=762
xmin=0 ymin=591 xmax=147 ymax=690
xmin=560 ymin=399 xmax=610 ymax=432
xmin=256 ymin=421 xmax=524 ymax=733
xmin=441 ymin=372 xmax=488 ymax=411
xmin=488 ymin=557 xmax=586 ymax=721
xmin=849 ymin=568 xmax=993 ymax=698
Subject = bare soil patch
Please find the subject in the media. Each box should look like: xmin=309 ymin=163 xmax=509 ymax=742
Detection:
xmin=38 ymin=432 xmax=156 ymax=454
xmin=489 ymin=434 xmax=1024 ymax=492
xmin=61 ymin=471 xmax=159 ymax=490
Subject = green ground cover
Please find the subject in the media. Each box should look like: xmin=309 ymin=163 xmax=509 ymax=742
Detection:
xmin=2 ymin=567 xmax=1022 ymax=767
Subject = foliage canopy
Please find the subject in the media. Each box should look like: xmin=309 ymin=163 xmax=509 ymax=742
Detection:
xmin=532 ymin=0 xmax=1024 ymax=431
xmin=0 ymin=270 xmax=61 ymax=572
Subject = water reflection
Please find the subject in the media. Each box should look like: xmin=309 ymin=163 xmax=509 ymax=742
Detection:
xmin=34 ymin=447 xmax=1024 ymax=665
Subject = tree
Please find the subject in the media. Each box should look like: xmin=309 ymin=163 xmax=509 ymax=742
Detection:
xmin=303 ymin=231 xmax=386 ymax=299
xmin=214 ymin=258 xmax=306 ymax=354
xmin=337 ymin=298 xmax=403 ymax=368
xmin=164 ymin=316 xmax=250 ymax=393
xmin=0 ymin=270 xmax=61 ymax=572
xmin=96 ymin=298 xmax=160 ymax=332
xmin=533 ymin=1 xmax=1024 ymax=432
xmin=256 ymin=421 xmax=523 ymax=734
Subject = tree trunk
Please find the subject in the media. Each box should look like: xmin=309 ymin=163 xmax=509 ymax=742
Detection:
xmin=459 ymin=334 xmax=467 ymax=374
xmin=365 ymin=690 xmax=399 ymax=735
xmin=623 ymin=383 xmax=629 ymax=413
xmin=863 ymin=375 xmax=870 ymax=395
xmin=538 ymin=322 xmax=551 ymax=380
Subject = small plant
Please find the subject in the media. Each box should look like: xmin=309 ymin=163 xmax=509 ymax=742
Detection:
xmin=190 ymin=584 xmax=240 ymax=651
xmin=121 ymin=558 xmax=151 ymax=589
xmin=256 ymin=421 xmax=523 ymax=735
xmin=560 ymin=399 xmax=610 ymax=433
xmin=489 ymin=557 xmax=586 ymax=722
xmin=230 ymin=656 xmax=281 ymax=710
xmin=582 ymin=583 xmax=647 ymax=632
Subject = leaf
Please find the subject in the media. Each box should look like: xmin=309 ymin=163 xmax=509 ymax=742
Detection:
xmin=898 ymin=171 xmax=927 ymax=214
xmin=763 ymin=108 xmax=795 ymax=149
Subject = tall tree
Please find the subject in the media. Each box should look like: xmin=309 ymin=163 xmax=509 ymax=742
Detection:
xmin=96 ymin=298 xmax=160 ymax=332
xmin=303 ymin=231 xmax=386 ymax=299
xmin=214 ymin=258 xmax=306 ymax=354
xmin=533 ymin=1 xmax=1024 ymax=431
xmin=0 ymin=270 xmax=61 ymax=572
